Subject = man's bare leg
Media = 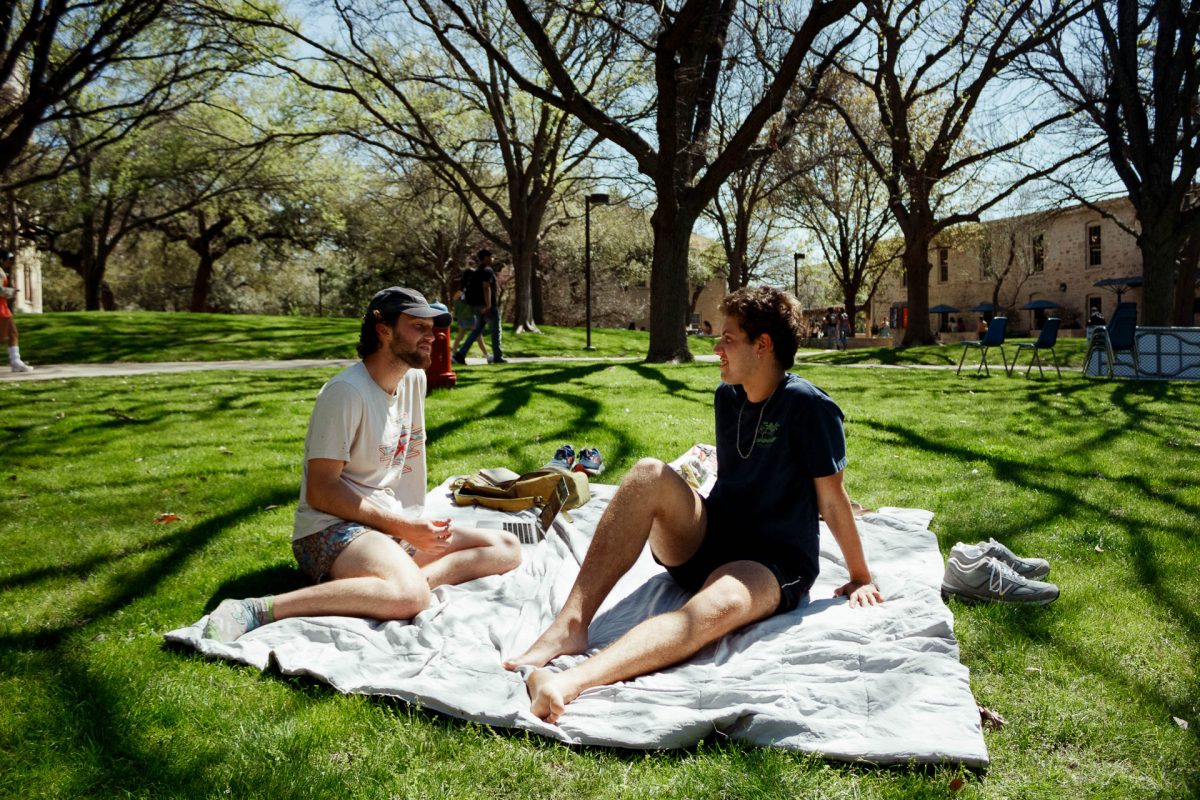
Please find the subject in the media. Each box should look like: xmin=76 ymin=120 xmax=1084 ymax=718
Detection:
xmin=504 ymin=459 xmax=706 ymax=670
xmin=274 ymin=526 xmax=520 ymax=619
xmin=526 ymin=561 xmax=780 ymax=723
xmin=415 ymin=526 xmax=521 ymax=588
xmin=206 ymin=528 xmax=521 ymax=642
xmin=272 ymin=531 xmax=433 ymax=620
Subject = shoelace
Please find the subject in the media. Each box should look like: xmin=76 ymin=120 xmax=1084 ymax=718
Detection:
xmin=987 ymin=558 xmax=1023 ymax=595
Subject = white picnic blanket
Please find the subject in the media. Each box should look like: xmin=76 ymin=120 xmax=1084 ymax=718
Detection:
xmin=166 ymin=480 xmax=988 ymax=766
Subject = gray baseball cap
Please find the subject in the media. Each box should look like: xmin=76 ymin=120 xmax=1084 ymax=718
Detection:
xmin=366 ymin=287 xmax=451 ymax=327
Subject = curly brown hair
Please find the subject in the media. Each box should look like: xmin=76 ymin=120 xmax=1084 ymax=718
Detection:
xmin=718 ymin=286 xmax=804 ymax=368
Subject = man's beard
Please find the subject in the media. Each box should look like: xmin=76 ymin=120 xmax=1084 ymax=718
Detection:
xmin=392 ymin=341 xmax=431 ymax=369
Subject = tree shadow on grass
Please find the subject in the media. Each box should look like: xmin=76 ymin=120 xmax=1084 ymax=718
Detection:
xmin=0 ymin=486 xmax=295 ymax=651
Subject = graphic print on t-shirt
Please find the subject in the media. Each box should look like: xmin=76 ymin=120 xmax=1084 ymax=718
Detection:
xmin=757 ymin=420 xmax=781 ymax=447
xmin=400 ymin=427 xmax=424 ymax=475
xmin=378 ymin=410 xmax=413 ymax=466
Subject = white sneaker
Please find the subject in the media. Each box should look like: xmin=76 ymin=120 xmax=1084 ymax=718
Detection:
xmin=11 ymin=361 xmax=33 ymax=372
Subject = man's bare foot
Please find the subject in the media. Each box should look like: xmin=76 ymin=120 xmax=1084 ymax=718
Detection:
xmin=526 ymin=668 xmax=579 ymax=724
xmin=503 ymin=620 xmax=589 ymax=670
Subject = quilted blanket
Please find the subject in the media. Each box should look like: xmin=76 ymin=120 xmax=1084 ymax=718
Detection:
xmin=166 ymin=480 xmax=988 ymax=766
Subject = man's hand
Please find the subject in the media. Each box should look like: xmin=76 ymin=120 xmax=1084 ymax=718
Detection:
xmin=401 ymin=517 xmax=454 ymax=555
xmin=834 ymin=580 xmax=884 ymax=607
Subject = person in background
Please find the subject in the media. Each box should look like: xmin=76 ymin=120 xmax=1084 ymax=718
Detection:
xmin=451 ymin=273 xmax=490 ymax=362
xmin=0 ymin=249 xmax=33 ymax=372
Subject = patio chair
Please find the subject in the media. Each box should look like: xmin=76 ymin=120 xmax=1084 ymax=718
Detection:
xmin=1084 ymin=302 xmax=1139 ymax=378
xmin=957 ymin=316 xmax=1009 ymax=376
xmin=1010 ymin=317 xmax=1062 ymax=378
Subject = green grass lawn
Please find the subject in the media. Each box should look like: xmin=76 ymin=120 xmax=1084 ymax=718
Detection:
xmin=15 ymin=311 xmax=713 ymax=363
xmin=1 ymin=356 xmax=1197 ymax=798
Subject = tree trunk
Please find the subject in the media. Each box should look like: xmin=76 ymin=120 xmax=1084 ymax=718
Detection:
xmin=900 ymin=240 xmax=934 ymax=346
xmin=510 ymin=241 xmax=540 ymax=333
xmin=1174 ymin=233 xmax=1199 ymax=326
xmin=1137 ymin=228 xmax=1180 ymax=326
xmin=647 ymin=205 xmax=696 ymax=362
xmin=531 ymin=252 xmax=545 ymax=325
xmin=83 ymin=258 xmax=104 ymax=311
xmin=190 ymin=250 xmax=216 ymax=312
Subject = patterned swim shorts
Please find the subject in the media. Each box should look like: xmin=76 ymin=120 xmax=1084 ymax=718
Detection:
xmin=292 ymin=521 xmax=417 ymax=583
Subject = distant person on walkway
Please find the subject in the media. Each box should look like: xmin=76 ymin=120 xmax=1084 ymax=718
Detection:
xmin=454 ymin=248 xmax=506 ymax=365
xmin=824 ymin=307 xmax=838 ymax=349
xmin=0 ymin=250 xmax=32 ymax=372
xmin=450 ymin=272 xmax=489 ymax=362
xmin=203 ymin=287 xmax=521 ymax=642
xmin=504 ymin=286 xmax=882 ymax=723
xmin=976 ymin=317 xmax=989 ymax=338
xmin=955 ymin=317 xmax=966 ymax=333
xmin=701 ymin=320 xmax=713 ymax=336
xmin=1088 ymin=309 xmax=1105 ymax=327
xmin=837 ymin=308 xmax=850 ymax=350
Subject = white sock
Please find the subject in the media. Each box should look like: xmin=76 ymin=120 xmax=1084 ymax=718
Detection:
xmin=7 ymin=345 xmax=18 ymax=365
xmin=203 ymin=596 xmax=276 ymax=642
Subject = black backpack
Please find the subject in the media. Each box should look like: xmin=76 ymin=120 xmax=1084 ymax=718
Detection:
xmin=461 ymin=267 xmax=484 ymax=306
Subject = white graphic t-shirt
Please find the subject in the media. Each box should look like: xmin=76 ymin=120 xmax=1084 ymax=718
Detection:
xmin=292 ymin=362 xmax=427 ymax=540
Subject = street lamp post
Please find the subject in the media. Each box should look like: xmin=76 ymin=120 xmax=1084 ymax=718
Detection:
xmin=584 ymin=192 xmax=610 ymax=350
xmin=792 ymin=252 xmax=805 ymax=299
xmin=314 ymin=267 xmax=326 ymax=316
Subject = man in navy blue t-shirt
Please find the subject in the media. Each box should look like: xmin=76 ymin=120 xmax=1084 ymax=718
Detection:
xmin=505 ymin=286 xmax=883 ymax=723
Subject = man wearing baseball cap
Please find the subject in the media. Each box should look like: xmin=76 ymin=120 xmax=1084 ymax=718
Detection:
xmin=203 ymin=287 xmax=521 ymax=642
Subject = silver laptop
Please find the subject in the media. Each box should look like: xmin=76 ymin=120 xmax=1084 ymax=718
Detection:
xmin=446 ymin=473 xmax=568 ymax=545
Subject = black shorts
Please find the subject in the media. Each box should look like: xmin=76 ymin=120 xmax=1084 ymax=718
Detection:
xmin=652 ymin=513 xmax=815 ymax=614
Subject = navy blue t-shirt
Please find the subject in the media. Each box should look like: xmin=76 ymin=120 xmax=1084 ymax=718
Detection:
xmin=705 ymin=373 xmax=847 ymax=583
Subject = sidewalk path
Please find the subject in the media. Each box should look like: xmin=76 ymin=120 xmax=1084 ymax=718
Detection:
xmin=0 ymin=358 xmax=358 ymax=383
xmin=0 ymin=355 xmax=667 ymax=383
xmin=1 ymin=352 xmax=1021 ymax=383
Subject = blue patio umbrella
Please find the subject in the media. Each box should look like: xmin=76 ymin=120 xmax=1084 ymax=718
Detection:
xmin=969 ymin=302 xmax=997 ymax=313
xmin=1020 ymin=298 xmax=1062 ymax=329
xmin=929 ymin=304 xmax=960 ymax=313
xmin=1019 ymin=299 xmax=1063 ymax=310
xmin=1093 ymin=275 xmax=1143 ymax=289
xmin=1094 ymin=274 xmax=1144 ymax=301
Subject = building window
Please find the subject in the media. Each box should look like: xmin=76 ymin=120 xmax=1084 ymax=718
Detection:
xmin=1032 ymin=234 xmax=1045 ymax=273
xmin=938 ymin=248 xmax=949 ymax=283
xmin=1088 ymin=295 xmax=1103 ymax=316
xmin=1087 ymin=224 xmax=1102 ymax=268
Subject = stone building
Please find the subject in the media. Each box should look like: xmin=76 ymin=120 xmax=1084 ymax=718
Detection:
xmin=876 ymin=197 xmax=1199 ymax=337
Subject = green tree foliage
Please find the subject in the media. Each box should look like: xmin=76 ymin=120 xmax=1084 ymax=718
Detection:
xmin=781 ymin=73 xmax=901 ymax=327
xmin=441 ymin=0 xmax=860 ymax=361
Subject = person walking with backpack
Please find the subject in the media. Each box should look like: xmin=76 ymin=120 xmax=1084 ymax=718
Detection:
xmin=454 ymin=248 xmax=506 ymax=365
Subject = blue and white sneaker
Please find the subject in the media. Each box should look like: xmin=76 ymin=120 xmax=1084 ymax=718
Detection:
xmin=574 ymin=447 xmax=604 ymax=476
xmin=547 ymin=444 xmax=575 ymax=470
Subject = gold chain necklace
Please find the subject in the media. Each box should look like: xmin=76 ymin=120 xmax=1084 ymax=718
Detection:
xmin=735 ymin=379 xmax=782 ymax=459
